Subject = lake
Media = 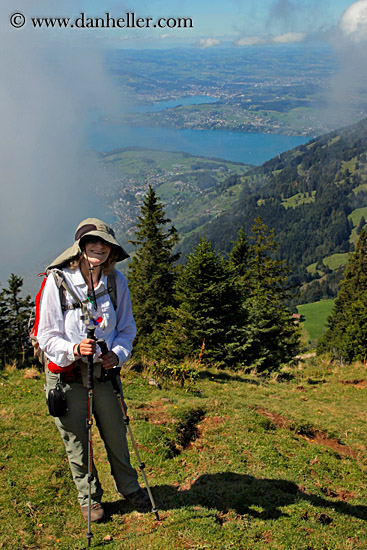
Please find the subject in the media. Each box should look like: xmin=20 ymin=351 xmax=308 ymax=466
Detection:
xmin=87 ymin=96 xmax=309 ymax=165
xmin=132 ymin=95 xmax=220 ymax=113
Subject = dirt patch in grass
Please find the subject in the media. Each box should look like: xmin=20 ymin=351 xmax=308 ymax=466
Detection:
xmin=135 ymin=400 xmax=173 ymax=425
xmin=256 ymin=407 xmax=358 ymax=459
xmin=198 ymin=415 xmax=224 ymax=433
xmin=320 ymin=486 xmax=357 ymax=501
xmin=186 ymin=415 xmax=225 ymax=451
xmin=341 ymin=379 xmax=367 ymax=389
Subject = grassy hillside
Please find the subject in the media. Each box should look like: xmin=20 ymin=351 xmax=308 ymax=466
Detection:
xmin=177 ymin=118 xmax=367 ymax=304
xmin=95 ymin=119 xmax=367 ymax=307
xmin=297 ymin=299 xmax=334 ymax=345
xmin=2 ymin=359 xmax=367 ymax=549
xmin=99 ymin=147 xmax=249 ymax=247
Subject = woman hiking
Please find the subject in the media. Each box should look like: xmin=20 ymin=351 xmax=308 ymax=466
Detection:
xmin=38 ymin=218 xmax=150 ymax=522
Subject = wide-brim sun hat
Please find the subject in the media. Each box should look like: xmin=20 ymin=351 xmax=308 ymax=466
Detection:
xmin=48 ymin=218 xmax=129 ymax=269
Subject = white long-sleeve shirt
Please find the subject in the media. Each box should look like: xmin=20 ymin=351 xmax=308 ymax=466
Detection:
xmin=38 ymin=267 xmax=136 ymax=368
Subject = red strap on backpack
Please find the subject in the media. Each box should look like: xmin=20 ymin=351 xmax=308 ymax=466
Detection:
xmin=31 ymin=273 xmax=76 ymax=375
xmin=32 ymin=274 xmax=48 ymax=337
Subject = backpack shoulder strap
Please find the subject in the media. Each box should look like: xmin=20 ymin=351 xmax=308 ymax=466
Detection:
xmin=48 ymin=268 xmax=118 ymax=312
xmin=107 ymin=270 xmax=117 ymax=310
xmin=49 ymin=268 xmax=82 ymax=309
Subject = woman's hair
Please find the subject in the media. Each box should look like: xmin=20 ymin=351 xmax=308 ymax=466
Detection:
xmin=102 ymin=247 xmax=120 ymax=274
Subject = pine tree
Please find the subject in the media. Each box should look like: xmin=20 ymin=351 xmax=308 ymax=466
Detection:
xmin=229 ymin=227 xmax=250 ymax=279
xmin=0 ymin=287 xmax=10 ymax=367
xmin=317 ymin=229 xmax=367 ymax=362
xmin=238 ymin=217 xmax=299 ymax=372
xmin=227 ymin=228 xmax=251 ymax=364
xmin=127 ymin=185 xmax=180 ymax=357
xmin=159 ymin=236 xmax=240 ymax=365
xmin=1 ymin=274 xmax=33 ymax=366
xmin=356 ymin=216 xmax=366 ymax=235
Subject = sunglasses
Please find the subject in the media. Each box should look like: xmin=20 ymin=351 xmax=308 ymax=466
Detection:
xmin=82 ymin=236 xmax=109 ymax=246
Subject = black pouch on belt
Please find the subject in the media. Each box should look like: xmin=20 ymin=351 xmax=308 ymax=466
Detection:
xmin=47 ymin=382 xmax=67 ymax=417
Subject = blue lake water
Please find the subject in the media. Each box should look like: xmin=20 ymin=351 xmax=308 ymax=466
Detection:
xmin=88 ymin=123 xmax=308 ymax=166
xmin=133 ymin=95 xmax=219 ymax=113
xmin=87 ymin=96 xmax=309 ymax=165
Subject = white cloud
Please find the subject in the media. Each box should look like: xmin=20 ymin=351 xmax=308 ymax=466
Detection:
xmin=234 ymin=36 xmax=267 ymax=46
xmin=320 ymin=0 xmax=367 ymax=130
xmin=194 ymin=38 xmax=222 ymax=49
xmin=273 ymin=32 xmax=306 ymax=43
xmin=340 ymin=0 xmax=367 ymax=42
xmin=234 ymin=32 xmax=306 ymax=47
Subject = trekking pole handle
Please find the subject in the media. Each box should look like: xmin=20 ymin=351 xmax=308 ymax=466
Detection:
xmin=97 ymin=338 xmax=109 ymax=357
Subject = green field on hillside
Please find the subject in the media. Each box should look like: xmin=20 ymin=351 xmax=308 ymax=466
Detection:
xmin=349 ymin=207 xmax=367 ymax=245
xmin=1 ymin=358 xmax=367 ymax=549
xmin=297 ymin=299 xmax=334 ymax=343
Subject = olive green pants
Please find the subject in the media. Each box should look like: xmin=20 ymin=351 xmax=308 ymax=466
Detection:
xmin=45 ymin=364 xmax=139 ymax=507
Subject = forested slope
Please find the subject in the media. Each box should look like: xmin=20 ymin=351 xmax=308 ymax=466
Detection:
xmin=180 ymin=118 xmax=367 ymax=303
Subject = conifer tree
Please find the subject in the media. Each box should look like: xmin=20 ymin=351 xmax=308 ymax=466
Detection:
xmin=0 ymin=287 xmax=9 ymax=367
xmin=159 ymin=236 xmax=239 ymax=365
xmin=229 ymin=227 xmax=250 ymax=279
xmin=237 ymin=217 xmax=299 ymax=372
xmin=317 ymin=229 xmax=367 ymax=362
xmin=226 ymin=228 xmax=251 ymax=363
xmin=127 ymin=185 xmax=180 ymax=356
xmin=1 ymin=274 xmax=33 ymax=366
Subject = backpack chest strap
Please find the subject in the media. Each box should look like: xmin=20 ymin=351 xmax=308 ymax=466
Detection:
xmin=61 ymin=288 xmax=110 ymax=311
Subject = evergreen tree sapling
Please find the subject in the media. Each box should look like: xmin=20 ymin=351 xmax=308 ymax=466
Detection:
xmin=127 ymin=185 xmax=179 ymax=357
xmin=317 ymin=229 xmax=367 ymax=362
xmin=0 ymin=287 xmax=10 ymax=367
xmin=159 ymin=236 xmax=240 ymax=365
xmin=232 ymin=218 xmax=299 ymax=372
xmin=1 ymin=274 xmax=33 ymax=366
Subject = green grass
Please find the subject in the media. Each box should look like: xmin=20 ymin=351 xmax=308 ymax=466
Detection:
xmin=297 ymin=299 xmax=334 ymax=343
xmin=349 ymin=207 xmax=367 ymax=245
xmin=323 ymin=253 xmax=349 ymax=271
xmin=282 ymin=191 xmax=316 ymax=209
xmin=353 ymin=183 xmax=367 ymax=195
xmin=2 ymin=358 xmax=367 ymax=549
xmin=306 ymin=262 xmax=318 ymax=274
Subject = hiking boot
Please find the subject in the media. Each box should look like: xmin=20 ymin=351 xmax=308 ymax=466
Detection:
xmin=125 ymin=487 xmax=151 ymax=509
xmin=81 ymin=502 xmax=105 ymax=522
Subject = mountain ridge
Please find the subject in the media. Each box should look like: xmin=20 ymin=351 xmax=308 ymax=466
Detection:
xmin=178 ymin=118 xmax=367 ymax=303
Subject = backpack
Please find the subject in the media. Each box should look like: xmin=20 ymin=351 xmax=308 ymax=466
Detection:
xmin=29 ymin=268 xmax=117 ymax=368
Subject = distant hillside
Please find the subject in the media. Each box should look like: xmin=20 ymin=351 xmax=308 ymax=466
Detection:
xmin=99 ymin=147 xmax=250 ymax=250
xmin=179 ymin=118 xmax=367 ymax=303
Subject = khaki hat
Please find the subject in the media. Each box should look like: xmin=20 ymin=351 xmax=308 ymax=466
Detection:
xmin=48 ymin=218 xmax=129 ymax=269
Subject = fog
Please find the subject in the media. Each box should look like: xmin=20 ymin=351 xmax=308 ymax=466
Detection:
xmin=0 ymin=0 xmax=124 ymax=292
xmin=322 ymin=1 xmax=367 ymax=129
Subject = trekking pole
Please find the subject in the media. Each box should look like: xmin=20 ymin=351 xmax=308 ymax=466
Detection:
xmin=86 ymin=326 xmax=96 ymax=547
xmin=97 ymin=339 xmax=160 ymax=521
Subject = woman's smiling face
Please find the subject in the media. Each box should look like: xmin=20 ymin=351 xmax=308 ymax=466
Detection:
xmin=83 ymin=237 xmax=111 ymax=267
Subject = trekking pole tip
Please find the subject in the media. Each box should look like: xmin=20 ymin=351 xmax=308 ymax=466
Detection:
xmin=86 ymin=531 xmax=93 ymax=547
xmin=153 ymin=508 xmax=160 ymax=521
